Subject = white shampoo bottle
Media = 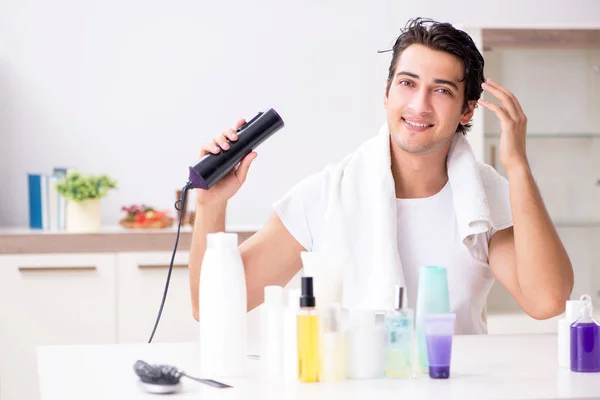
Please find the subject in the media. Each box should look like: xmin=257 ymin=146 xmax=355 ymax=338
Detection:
xmin=261 ymin=285 xmax=284 ymax=379
xmin=283 ymin=288 xmax=301 ymax=382
xmin=198 ymin=232 xmax=247 ymax=378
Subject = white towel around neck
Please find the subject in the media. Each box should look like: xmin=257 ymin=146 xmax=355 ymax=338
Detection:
xmin=317 ymin=122 xmax=512 ymax=311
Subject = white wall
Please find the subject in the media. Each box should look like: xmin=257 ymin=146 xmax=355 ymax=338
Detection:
xmin=0 ymin=0 xmax=599 ymax=228
xmin=388 ymin=0 xmax=600 ymax=29
xmin=482 ymin=48 xmax=600 ymax=224
xmin=483 ymin=49 xmax=599 ymax=135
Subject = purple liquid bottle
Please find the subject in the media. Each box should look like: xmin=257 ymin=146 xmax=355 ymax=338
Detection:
xmin=570 ymin=295 xmax=600 ymax=373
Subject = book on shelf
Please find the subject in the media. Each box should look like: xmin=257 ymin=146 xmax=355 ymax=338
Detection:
xmin=27 ymin=167 xmax=70 ymax=231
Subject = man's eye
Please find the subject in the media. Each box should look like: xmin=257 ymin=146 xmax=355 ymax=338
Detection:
xmin=399 ymin=80 xmax=413 ymax=87
xmin=437 ymin=88 xmax=452 ymax=95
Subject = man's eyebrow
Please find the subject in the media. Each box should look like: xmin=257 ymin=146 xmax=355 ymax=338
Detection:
xmin=433 ymin=78 xmax=459 ymax=91
xmin=395 ymin=71 xmax=419 ymax=79
xmin=395 ymin=71 xmax=459 ymax=91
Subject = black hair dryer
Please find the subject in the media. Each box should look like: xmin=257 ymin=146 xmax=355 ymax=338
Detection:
xmin=147 ymin=108 xmax=284 ymax=344
xmin=187 ymin=108 xmax=285 ymax=190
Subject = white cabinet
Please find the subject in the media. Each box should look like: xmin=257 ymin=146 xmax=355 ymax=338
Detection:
xmin=116 ymin=251 xmax=199 ymax=343
xmin=0 ymin=253 xmax=116 ymax=400
xmin=114 ymin=251 xmax=263 ymax=350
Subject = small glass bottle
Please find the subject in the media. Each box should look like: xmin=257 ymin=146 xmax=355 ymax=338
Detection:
xmin=320 ymin=303 xmax=345 ymax=381
xmin=570 ymin=295 xmax=600 ymax=372
xmin=384 ymin=285 xmax=414 ymax=378
xmin=297 ymin=276 xmax=320 ymax=382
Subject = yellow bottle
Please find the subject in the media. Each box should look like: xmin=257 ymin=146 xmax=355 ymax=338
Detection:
xmin=297 ymin=276 xmax=320 ymax=382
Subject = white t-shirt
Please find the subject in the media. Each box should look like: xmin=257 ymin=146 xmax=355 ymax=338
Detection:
xmin=395 ymin=181 xmax=498 ymax=335
xmin=274 ymin=170 xmax=508 ymax=335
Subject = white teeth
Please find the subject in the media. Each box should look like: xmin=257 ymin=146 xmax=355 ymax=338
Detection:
xmin=404 ymin=119 xmax=431 ymax=128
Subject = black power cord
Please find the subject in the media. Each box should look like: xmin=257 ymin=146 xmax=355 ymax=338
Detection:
xmin=147 ymin=182 xmax=192 ymax=344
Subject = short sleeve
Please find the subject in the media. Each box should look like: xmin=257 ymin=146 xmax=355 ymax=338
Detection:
xmin=272 ymin=171 xmax=327 ymax=252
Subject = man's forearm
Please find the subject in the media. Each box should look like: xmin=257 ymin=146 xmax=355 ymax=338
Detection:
xmin=507 ymin=163 xmax=573 ymax=313
xmin=188 ymin=202 xmax=227 ymax=321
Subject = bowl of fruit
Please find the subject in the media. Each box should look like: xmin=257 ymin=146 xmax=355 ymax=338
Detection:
xmin=119 ymin=204 xmax=174 ymax=229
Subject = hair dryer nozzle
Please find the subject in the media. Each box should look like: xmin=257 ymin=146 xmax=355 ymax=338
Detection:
xmin=188 ymin=167 xmax=208 ymax=190
xmin=187 ymin=108 xmax=284 ymax=190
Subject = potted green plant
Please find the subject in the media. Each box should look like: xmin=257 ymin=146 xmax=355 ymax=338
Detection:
xmin=56 ymin=171 xmax=118 ymax=232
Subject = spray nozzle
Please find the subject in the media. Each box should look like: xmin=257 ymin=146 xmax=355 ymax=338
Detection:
xmin=300 ymin=276 xmax=316 ymax=308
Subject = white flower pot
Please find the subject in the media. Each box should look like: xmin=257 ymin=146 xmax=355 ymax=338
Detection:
xmin=66 ymin=199 xmax=102 ymax=232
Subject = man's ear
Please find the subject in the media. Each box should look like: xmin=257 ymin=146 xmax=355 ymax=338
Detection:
xmin=459 ymin=100 xmax=477 ymax=125
xmin=383 ymin=80 xmax=389 ymax=109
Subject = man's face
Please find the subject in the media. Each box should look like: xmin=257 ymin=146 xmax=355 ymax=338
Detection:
xmin=384 ymin=44 xmax=475 ymax=155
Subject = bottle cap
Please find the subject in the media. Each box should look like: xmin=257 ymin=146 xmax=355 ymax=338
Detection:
xmin=577 ymin=294 xmax=594 ymax=322
xmin=300 ymin=276 xmax=316 ymax=308
xmin=579 ymin=302 xmax=593 ymax=322
xmin=394 ymin=285 xmax=405 ymax=310
xmin=206 ymin=232 xmax=238 ymax=249
xmin=566 ymin=294 xmax=591 ymax=323
xmin=264 ymin=285 xmax=283 ymax=306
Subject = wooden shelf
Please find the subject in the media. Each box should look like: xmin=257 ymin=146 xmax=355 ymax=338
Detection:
xmin=0 ymin=226 xmax=257 ymax=254
xmin=482 ymin=28 xmax=600 ymax=50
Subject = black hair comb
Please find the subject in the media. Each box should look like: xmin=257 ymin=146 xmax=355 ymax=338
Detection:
xmin=133 ymin=360 xmax=232 ymax=394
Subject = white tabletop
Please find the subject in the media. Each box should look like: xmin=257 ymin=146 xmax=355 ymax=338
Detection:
xmin=37 ymin=333 xmax=600 ymax=400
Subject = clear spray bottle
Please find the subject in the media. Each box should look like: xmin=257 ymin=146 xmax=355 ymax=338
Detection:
xmin=384 ymin=285 xmax=414 ymax=378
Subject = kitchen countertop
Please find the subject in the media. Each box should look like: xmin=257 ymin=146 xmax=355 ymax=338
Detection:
xmin=37 ymin=333 xmax=600 ymax=400
xmin=0 ymin=225 xmax=259 ymax=254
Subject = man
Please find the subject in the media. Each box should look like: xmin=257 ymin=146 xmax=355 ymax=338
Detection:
xmin=189 ymin=18 xmax=573 ymax=334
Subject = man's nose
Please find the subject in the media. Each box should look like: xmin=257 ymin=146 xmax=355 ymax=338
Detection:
xmin=408 ymin=88 xmax=433 ymax=115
